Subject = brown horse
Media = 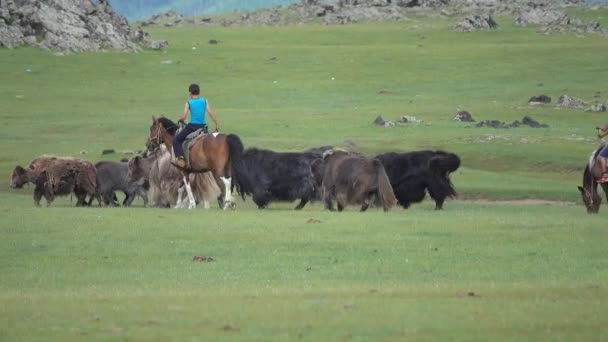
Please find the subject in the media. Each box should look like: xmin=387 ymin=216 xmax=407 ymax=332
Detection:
xmin=146 ymin=116 xmax=250 ymax=210
xmin=578 ymin=144 xmax=608 ymax=214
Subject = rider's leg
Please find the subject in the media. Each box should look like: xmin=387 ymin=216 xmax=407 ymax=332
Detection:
xmin=173 ymin=126 xmax=192 ymax=167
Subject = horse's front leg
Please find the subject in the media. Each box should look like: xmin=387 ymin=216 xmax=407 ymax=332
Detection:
xmin=181 ymin=175 xmax=197 ymax=209
xmin=219 ymin=175 xmax=236 ymax=210
xmin=212 ymin=173 xmax=235 ymax=210
xmin=174 ymin=185 xmax=184 ymax=209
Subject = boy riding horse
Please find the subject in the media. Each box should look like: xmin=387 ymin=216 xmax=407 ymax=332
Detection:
xmin=172 ymin=84 xmax=220 ymax=169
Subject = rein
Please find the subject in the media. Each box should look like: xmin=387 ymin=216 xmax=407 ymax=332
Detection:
xmin=149 ymin=121 xmax=179 ymax=147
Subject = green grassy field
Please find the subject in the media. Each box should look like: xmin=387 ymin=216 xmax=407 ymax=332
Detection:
xmin=1 ymin=11 xmax=608 ymax=340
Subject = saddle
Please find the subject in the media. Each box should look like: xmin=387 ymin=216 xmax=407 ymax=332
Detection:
xmin=180 ymin=126 xmax=208 ymax=169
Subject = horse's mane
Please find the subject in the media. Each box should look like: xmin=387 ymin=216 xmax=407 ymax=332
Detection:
xmin=157 ymin=117 xmax=179 ymax=136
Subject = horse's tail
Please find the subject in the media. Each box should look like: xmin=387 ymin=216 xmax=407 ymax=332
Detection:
xmin=373 ymin=159 xmax=397 ymax=211
xmin=226 ymin=134 xmax=255 ymax=200
xmin=428 ymin=152 xmax=460 ymax=198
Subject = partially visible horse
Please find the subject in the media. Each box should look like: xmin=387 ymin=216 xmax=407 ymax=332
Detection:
xmin=146 ymin=116 xmax=252 ymax=209
xmin=578 ymin=144 xmax=608 ymax=213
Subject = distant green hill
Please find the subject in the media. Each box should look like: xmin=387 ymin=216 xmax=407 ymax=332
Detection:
xmin=108 ymin=0 xmax=299 ymax=21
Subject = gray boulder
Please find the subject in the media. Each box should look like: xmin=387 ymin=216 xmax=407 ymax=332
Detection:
xmin=453 ymin=15 xmax=498 ymax=32
xmin=453 ymin=111 xmax=475 ymax=122
xmin=528 ymin=95 xmax=551 ymax=105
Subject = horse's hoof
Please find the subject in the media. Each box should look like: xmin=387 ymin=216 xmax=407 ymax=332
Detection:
xmin=222 ymin=202 xmax=236 ymax=210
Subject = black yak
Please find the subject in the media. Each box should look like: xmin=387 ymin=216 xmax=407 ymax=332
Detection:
xmin=234 ymin=147 xmax=331 ymax=209
xmin=375 ymin=150 xmax=460 ymax=210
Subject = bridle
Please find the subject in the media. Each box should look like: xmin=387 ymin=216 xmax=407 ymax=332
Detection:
xmin=148 ymin=123 xmax=163 ymax=147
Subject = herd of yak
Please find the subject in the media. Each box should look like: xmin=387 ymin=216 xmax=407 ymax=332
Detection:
xmin=9 ymin=133 xmax=461 ymax=211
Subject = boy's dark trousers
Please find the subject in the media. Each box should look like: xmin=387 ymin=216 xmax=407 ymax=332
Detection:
xmin=173 ymin=123 xmax=207 ymax=159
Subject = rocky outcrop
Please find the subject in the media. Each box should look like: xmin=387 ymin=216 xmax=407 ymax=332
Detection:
xmin=514 ymin=8 xmax=607 ymax=36
xmin=453 ymin=15 xmax=497 ymax=32
xmin=0 ymin=0 xmax=167 ymax=53
xmin=557 ymin=94 xmax=588 ymax=109
xmin=453 ymin=111 xmax=475 ymax=122
xmin=135 ymin=0 xmax=596 ymax=28
xmin=475 ymin=116 xmax=548 ymax=129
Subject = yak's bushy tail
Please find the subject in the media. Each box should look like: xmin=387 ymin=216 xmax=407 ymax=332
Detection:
xmin=373 ymin=159 xmax=397 ymax=211
xmin=428 ymin=152 xmax=460 ymax=198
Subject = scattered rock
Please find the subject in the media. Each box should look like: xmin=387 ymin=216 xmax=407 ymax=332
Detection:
xmin=586 ymin=103 xmax=607 ymax=112
xmin=453 ymin=15 xmax=498 ymax=32
xmin=557 ymin=94 xmax=588 ymax=109
xmin=208 ymin=39 xmax=218 ymax=44
xmin=453 ymin=111 xmax=475 ymax=122
xmin=222 ymin=325 xmax=239 ymax=332
xmin=307 ymin=218 xmax=322 ymax=224
xmin=475 ymin=116 xmax=548 ymax=129
xmin=528 ymin=95 xmax=551 ymax=105
xmin=398 ymin=115 xmax=422 ymax=123
xmin=139 ymin=10 xmax=183 ymax=27
xmin=192 ymin=256 xmax=215 ymax=262
xmin=476 ymin=120 xmax=507 ymax=128
xmin=374 ymin=115 xmax=387 ymax=126
xmin=79 ymin=150 xmax=88 ymax=155
xmin=521 ymin=115 xmax=548 ymax=128
xmin=101 ymin=149 xmax=115 ymax=155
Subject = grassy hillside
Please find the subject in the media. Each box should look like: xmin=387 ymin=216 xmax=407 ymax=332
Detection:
xmin=1 ymin=12 xmax=608 ymax=340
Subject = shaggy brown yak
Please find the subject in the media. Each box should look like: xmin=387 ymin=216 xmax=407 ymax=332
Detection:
xmin=10 ymin=156 xmax=100 ymax=206
xmin=320 ymin=149 xmax=396 ymax=212
xmin=33 ymin=167 xmax=80 ymax=207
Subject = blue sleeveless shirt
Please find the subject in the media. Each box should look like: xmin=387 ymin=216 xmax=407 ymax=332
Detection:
xmin=188 ymin=98 xmax=207 ymax=125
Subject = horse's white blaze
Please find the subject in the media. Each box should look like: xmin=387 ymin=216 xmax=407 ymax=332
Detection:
xmin=221 ymin=176 xmax=234 ymax=207
xmin=212 ymin=132 xmax=220 ymax=138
